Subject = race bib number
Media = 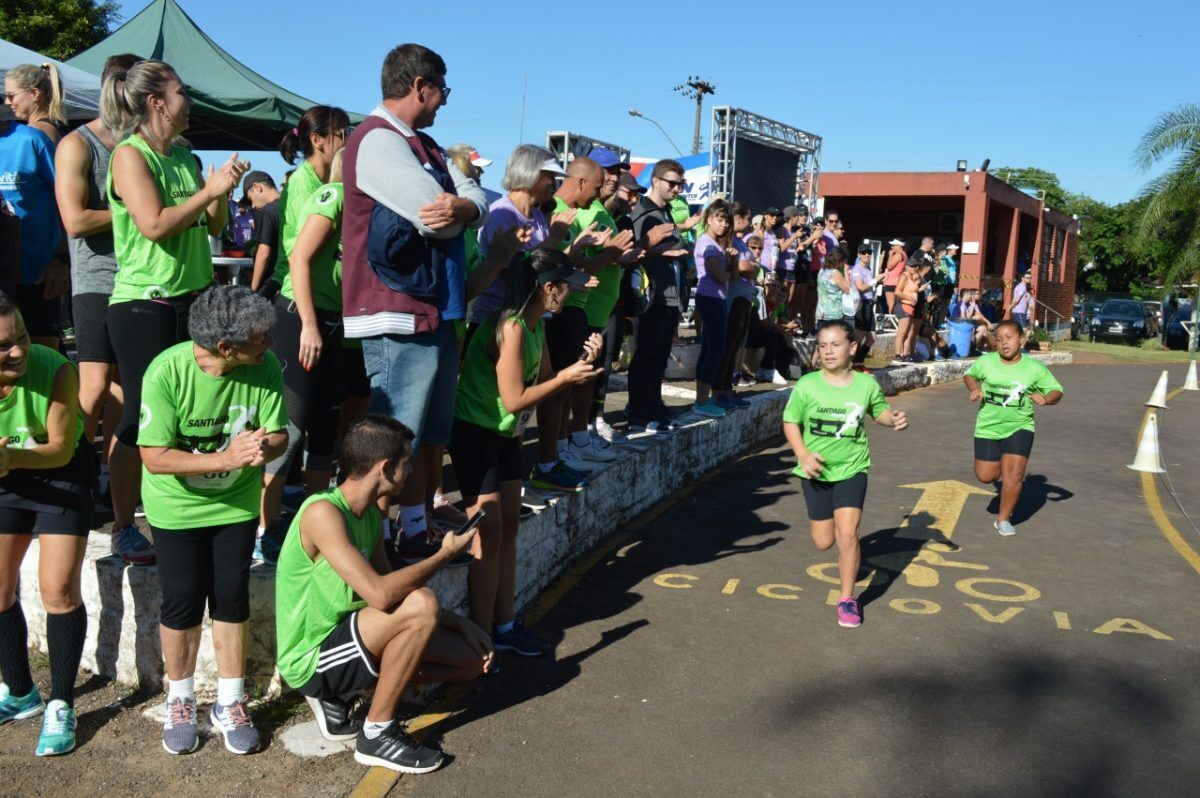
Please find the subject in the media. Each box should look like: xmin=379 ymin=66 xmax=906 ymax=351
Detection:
xmin=184 ymin=467 xmax=242 ymax=491
xmin=514 ymin=410 xmax=534 ymax=437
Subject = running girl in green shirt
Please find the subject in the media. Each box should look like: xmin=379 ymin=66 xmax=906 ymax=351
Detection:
xmin=782 ymin=320 xmax=909 ymax=628
xmin=963 ymin=319 xmax=1063 ymax=536
xmin=103 ymin=59 xmax=249 ymax=567
xmin=0 ymin=293 xmax=92 ymax=756
xmin=449 ymin=248 xmax=598 ymax=658
xmin=260 ymin=149 xmax=347 ymax=558
xmin=136 ymin=286 xmax=287 ymax=757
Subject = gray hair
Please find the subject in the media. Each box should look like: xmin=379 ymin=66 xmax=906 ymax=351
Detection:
xmin=188 ymin=285 xmax=274 ymax=352
xmin=501 ymin=144 xmax=555 ymax=192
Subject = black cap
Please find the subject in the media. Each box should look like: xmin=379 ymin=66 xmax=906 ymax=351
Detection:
xmin=857 ymin=243 xmax=872 ymax=254
xmin=241 ymin=170 xmax=274 ymax=197
xmin=537 ymin=261 xmax=590 ymax=289
xmin=763 ymin=207 xmax=782 ymax=216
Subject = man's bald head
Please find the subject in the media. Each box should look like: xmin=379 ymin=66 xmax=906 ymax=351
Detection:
xmin=558 ymin=156 xmax=604 ymax=207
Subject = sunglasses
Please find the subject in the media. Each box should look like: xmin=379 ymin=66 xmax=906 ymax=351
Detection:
xmin=657 ymin=177 xmax=685 ymax=189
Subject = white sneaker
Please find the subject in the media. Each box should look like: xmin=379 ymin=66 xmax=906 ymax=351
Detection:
xmin=756 ymin=368 xmax=788 ymax=385
xmin=570 ymin=436 xmax=620 ymax=463
xmin=558 ymin=446 xmax=595 ymax=473
xmin=592 ymin=417 xmax=628 ymax=446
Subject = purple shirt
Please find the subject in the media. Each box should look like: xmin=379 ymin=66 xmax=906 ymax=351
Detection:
xmin=758 ymin=229 xmax=778 ymax=272
xmin=694 ymin=233 xmax=730 ymax=300
xmin=470 ymin=194 xmax=549 ymax=323
xmin=774 ymin=225 xmax=797 ymax=273
xmin=1012 ymin=282 xmax=1030 ymax=314
xmin=850 ymin=261 xmax=874 ymax=301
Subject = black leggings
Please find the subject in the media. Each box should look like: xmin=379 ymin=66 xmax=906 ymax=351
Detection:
xmin=108 ymin=296 xmax=197 ymax=446
xmin=265 ymin=295 xmax=345 ymax=478
xmin=152 ymin=519 xmax=257 ymax=630
xmin=714 ymin=297 xmax=752 ymax=392
xmin=747 ymin=320 xmax=795 ymax=377
xmin=590 ymin=311 xmax=628 ymax=420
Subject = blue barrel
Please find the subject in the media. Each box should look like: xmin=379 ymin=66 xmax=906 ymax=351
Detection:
xmin=948 ymin=320 xmax=975 ymax=358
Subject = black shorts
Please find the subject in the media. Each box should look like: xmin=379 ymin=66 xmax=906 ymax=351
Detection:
xmin=297 ymin=611 xmax=379 ymax=703
xmin=448 ymin=418 xmax=523 ymax=498
xmin=72 ymin=292 xmax=117 ymax=363
xmin=854 ymin=300 xmax=876 ymax=332
xmin=782 ymin=270 xmax=797 ymax=284
xmin=0 ymin=445 xmax=96 ymax=536
xmin=801 ymin=472 xmax=869 ymax=521
xmin=342 ymin=343 xmax=370 ymax=398
xmin=883 ymin=285 xmax=896 ymax=295
xmin=13 ymin=283 xmax=60 ymax=338
xmin=152 ymin=519 xmax=257 ymax=630
xmin=256 ymin=278 xmax=281 ymax=302
xmin=805 ymin=269 xmax=818 ymax=288
xmin=974 ymin=430 xmax=1035 ymax=462
xmin=545 ymin=306 xmax=589 ymax=371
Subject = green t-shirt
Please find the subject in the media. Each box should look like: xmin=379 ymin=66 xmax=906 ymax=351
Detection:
xmin=275 ymin=487 xmax=381 ymax=689
xmin=782 ymin=371 xmax=890 ymax=482
xmin=454 ymin=314 xmax=544 ymax=437
xmin=576 ymin=200 xmax=623 ymax=326
xmin=670 ymin=197 xmax=695 ymax=243
xmin=137 ymin=341 xmax=288 ymax=529
xmin=965 ymin=353 xmax=1063 ymax=440
xmin=276 ymin=160 xmax=323 ymax=285
xmin=108 ymin=135 xmax=213 ymax=303
xmin=280 ymin=182 xmax=343 ymax=313
xmin=0 ymin=345 xmax=81 ymax=454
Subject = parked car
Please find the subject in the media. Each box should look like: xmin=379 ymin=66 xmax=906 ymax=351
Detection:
xmin=1089 ymin=299 xmax=1155 ymax=343
xmin=1143 ymin=301 xmax=1163 ymax=337
xmin=1164 ymin=301 xmax=1194 ymax=350
xmin=1072 ymin=301 xmax=1102 ymax=339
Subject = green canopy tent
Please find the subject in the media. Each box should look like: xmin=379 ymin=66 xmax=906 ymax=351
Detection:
xmin=68 ymin=0 xmax=362 ymax=151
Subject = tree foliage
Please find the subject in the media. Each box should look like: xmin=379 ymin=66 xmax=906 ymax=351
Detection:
xmin=1133 ymin=104 xmax=1200 ymax=290
xmin=0 ymin=0 xmax=120 ymax=61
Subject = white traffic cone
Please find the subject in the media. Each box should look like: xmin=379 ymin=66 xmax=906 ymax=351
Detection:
xmin=1184 ymin=360 xmax=1199 ymax=391
xmin=1145 ymin=370 xmax=1169 ymax=409
xmin=1127 ymin=412 xmax=1166 ymax=474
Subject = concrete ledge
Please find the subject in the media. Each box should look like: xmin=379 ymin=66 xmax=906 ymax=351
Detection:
xmin=18 ymin=352 xmax=1071 ymax=691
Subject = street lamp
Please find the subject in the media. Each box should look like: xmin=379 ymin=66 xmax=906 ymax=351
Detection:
xmin=628 ymin=109 xmax=683 ymax=156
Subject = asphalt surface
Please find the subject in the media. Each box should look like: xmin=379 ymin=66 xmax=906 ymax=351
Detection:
xmin=391 ymin=362 xmax=1200 ymax=798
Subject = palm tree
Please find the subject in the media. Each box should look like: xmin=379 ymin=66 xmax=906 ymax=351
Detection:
xmin=1135 ymin=104 xmax=1200 ymax=352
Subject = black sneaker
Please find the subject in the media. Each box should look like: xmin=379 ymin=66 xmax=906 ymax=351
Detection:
xmin=354 ymin=721 xmax=444 ymax=774
xmin=392 ymin=530 xmax=472 ymax=569
xmin=492 ymin=619 xmax=552 ymax=657
xmin=305 ymin=695 xmax=359 ymax=742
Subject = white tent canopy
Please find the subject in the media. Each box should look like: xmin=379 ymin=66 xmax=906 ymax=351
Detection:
xmin=0 ymin=38 xmax=101 ymax=122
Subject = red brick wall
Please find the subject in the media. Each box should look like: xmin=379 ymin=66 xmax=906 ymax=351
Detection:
xmin=1033 ymin=228 xmax=1079 ymax=334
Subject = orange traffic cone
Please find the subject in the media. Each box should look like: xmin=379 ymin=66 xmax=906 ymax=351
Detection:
xmin=1127 ymin=412 xmax=1165 ymax=474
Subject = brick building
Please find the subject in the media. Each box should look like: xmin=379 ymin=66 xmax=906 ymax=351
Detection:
xmin=819 ymin=171 xmax=1080 ymax=337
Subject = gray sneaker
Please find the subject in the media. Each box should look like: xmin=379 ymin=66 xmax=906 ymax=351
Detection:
xmin=994 ymin=519 xmax=1017 ymax=537
xmin=162 ymin=696 xmax=199 ymax=755
xmin=211 ymin=697 xmax=260 ymax=754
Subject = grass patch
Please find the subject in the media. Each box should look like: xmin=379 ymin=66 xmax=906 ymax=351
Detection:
xmin=1058 ymin=340 xmax=1197 ymax=363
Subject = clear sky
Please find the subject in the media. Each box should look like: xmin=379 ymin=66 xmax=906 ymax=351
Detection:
xmin=112 ymin=0 xmax=1199 ymax=206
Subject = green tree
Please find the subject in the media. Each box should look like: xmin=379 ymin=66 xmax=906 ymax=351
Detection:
xmin=1134 ymin=104 xmax=1200 ymax=290
xmin=0 ymin=0 xmax=120 ymax=61
xmin=994 ymin=166 xmax=1070 ymax=210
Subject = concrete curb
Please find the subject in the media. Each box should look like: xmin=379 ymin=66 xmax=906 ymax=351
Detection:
xmin=18 ymin=352 xmax=1072 ymax=691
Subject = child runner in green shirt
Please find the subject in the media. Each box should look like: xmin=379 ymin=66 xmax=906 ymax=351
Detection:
xmin=963 ymin=319 xmax=1063 ymax=536
xmin=782 ymin=320 xmax=908 ymax=628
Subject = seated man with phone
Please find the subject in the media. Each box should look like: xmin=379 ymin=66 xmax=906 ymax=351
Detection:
xmin=275 ymin=416 xmax=492 ymax=775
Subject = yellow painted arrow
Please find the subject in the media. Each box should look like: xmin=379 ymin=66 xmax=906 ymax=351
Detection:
xmin=893 ymin=480 xmax=994 ymax=543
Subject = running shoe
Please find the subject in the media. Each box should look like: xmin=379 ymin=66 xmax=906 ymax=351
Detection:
xmin=354 ymin=720 xmax=444 ymax=774
xmin=393 ymin=530 xmax=472 ymax=568
xmin=994 ymin=519 xmax=1017 ymax=537
xmin=252 ymin=520 xmax=287 ymax=567
xmin=492 ymin=619 xmax=552 ymax=657
xmin=211 ymin=697 xmax=261 ymax=754
xmin=0 ymin=684 xmax=44 ymax=725
xmin=430 ymin=496 xmax=468 ymax=526
xmin=520 ymin=485 xmax=550 ymax=510
xmin=304 ymin=695 xmax=359 ymax=741
xmin=111 ymin=524 xmax=156 ymax=566
xmin=520 ymin=504 xmax=535 ymax=520
xmin=35 ymin=699 xmax=76 ymax=756
xmin=161 ymin=696 xmax=199 ymax=755
xmin=569 ymin=436 xmax=620 ymax=464
xmin=627 ymin=418 xmax=657 ymax=436
xmin=557 ymin=445 xmax=595 ymax=474
xmin=836 ymin=598 xmax=863 ymax=628
xmin=528 ymin=462 xmax=588 ymax=493
xmin=756 ymin=368 xmax=790 ymax=385
xmin=592 ymin=417 xmax=629 ymax=446
xmin=692 ymin=400 xmax=726 ymax=419
xmin=715 ymin=394 xmax=751 ymax=410
xmin=734 ymin=373 xmax=756 ymax=388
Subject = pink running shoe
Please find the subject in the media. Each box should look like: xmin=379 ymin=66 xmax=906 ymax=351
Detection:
xmin=836 ymin=597 xmax=862 ymax=628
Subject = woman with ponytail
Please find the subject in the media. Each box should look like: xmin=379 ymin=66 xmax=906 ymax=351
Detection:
xmin=271 ymin=106 xmax=350 ymax=296
xmin=101 ymin=60 xmax=250 ymax=567
xmin=4 ymin=63 xmax=67 ymax=144
xmin=449 ymin=248 xmax=599 ymax=659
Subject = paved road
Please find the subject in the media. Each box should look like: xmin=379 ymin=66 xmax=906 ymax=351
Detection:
xmin=392 ymin=362 xmax=1200 ymax=798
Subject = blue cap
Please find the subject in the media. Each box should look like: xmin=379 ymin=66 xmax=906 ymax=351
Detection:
xmin=589 ymin=147 xmax=629 ymax=171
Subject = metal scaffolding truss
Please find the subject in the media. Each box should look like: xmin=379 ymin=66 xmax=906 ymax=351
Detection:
xmin=709 ymin=106 xmax=822 ymax=207
xmin=545 ymin=131 xmax=631 ymax=166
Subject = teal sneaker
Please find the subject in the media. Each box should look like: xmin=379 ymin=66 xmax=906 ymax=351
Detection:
xmin=0 ymin=683 xmax=45 ymax=725
xmin=35 ymin=700 xmax=76 ymax=756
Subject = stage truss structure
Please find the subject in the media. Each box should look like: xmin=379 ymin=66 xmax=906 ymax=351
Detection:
xmin=709 ymin=106 xmax=822 ymax=208
xmin=546 ymin=131 xmax=632 ymax=166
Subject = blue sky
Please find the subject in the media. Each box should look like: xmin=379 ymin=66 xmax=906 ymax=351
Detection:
xmin=113 ymin=0 xmax=1199 ymax=206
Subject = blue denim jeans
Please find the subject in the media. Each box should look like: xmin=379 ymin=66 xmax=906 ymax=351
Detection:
xmin=361 ymin=324 xmax=458 ymax=447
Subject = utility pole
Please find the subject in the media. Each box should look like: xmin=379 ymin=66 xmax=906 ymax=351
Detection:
xmin=674 ymin=76 xmax=716 ymax=154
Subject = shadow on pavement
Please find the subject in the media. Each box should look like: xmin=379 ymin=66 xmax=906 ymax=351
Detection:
xmin=986 ymin=474 xmax=1075 ymax=526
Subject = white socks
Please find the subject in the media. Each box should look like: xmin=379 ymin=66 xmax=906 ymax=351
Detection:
xmin=167 ymin=676 xmax=194 ymax=702
xmin=399 ymin=504 xmax=427 ymax=539
xmin=217 ymin=676 xmax=244 ymax=707
xmin=362 ymin=719 xmax=390 ymax=740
